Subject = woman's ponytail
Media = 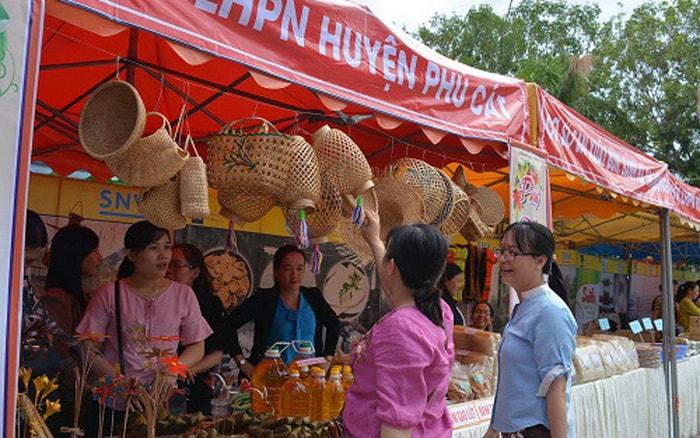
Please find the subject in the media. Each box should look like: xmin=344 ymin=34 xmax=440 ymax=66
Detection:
xmin=548 ymin=261 xmax=568 ymax=305
xmin=414 ymin=281 xmax=444 ymax=327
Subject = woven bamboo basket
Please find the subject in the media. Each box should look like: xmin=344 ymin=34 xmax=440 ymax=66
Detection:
xmin=373 ymin=176 xmax=424 ymax=240
xmin=79 ymin=80 xmax=146 ymax=159
xmin=389 ymin=158 xmax=450 ymax=225
xmin=279 ymin=135 xmax=322 ymax=211
xmin=432 ymin=168 xmax=456 ymax=227
xmin=440 ymin=183 xmax=471 ymax=237
xmin=105 ymin=112 xmax=189 ymax=187
xmin=311 ymin=125 xmax=374 ymax=203
xmin=137 ymin=177 xmax=187 ymax=230
xmin=206 ymin=118 xmax=295 ymax=196
xmin=471 ymin=186 xmax=505 ymax=226
xmin=179 ymin=136 xmax=211 ymax=218
xmin=284 ymin=173 xmax=343 ymax=243
xmin=460 ymin=207 xmax=492 ymax=242
xmin=218 ymin=191 xmax=275 ymax=226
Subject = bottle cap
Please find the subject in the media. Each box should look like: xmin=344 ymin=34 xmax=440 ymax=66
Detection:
xmin=289 ymin=368 xmax=300 ymax=378
xmin=311 ymin=366 xmax=325 ymax=376
xmin=342 ymin=365 xmax=352 ymax=375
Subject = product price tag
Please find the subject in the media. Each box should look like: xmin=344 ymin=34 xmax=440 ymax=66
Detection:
xmin=654 ymin=319 xmax=663 ymax=331
xmin=642 ymin=317 xmax=654 ymax=331
xmin=629 ymin=320 xmax=643 ymax=334
xmin=598 ymin=318 xmax=610 ymax=331
xmin=474 ymin=398 xmax=493 ymax=421
xmin=448 ymin=402 xmax=480 ymax=429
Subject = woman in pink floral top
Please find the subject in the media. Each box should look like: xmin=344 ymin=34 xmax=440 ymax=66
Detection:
xmin=343 ymin=211 xmax=455 ymax=437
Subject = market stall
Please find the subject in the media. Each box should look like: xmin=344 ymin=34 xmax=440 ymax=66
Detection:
xmin=5 ymin=0 xmax=700 ymax=435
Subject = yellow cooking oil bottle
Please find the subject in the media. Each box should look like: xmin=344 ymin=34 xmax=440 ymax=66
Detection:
xmin=341 ymin=364 xmax=354 ymax=392
xmin=308 ymin=366 xmax=327 ymax=422
xmin=251 ymin=343 xmax=289 ymax=415
xmin=324 ymin=365 xmax=345 ymax=420
xmin=278 ymin=367 xmax=310 ymax=419
xmin=289 ymin=340 xmax=322 ymax=372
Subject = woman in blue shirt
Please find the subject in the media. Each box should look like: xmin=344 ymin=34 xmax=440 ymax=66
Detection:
xmin=484 ymin=222 xmax=577 ymax=438
xmin=224 ymin=245 xmax=340 ymax=380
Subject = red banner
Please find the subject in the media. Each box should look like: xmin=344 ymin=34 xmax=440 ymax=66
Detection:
xmin=537 ymin=87 xmax=700 ymax=224
xmin=59 ymin=0 xmax=529 ymax=144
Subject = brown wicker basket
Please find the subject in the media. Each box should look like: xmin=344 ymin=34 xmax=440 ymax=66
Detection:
xmin=460 ymin=208 xmax=492 ymax=242
xmin=279 ymin=135 xmax=322 ymax=210
xmin=389 ymin=158 xmax=450 ymax=225
xmin=179 ymin=136 xmax=211 ymax=219
xmin=373 ymin=176 xmax=424 ymax=240
xmin=137 ymin=177 xmax=187 ymax=230
xmin=311 ymin=125 xmax=374 ymax=201
xmin=105 ymin=112 xmax=189 ymax=187
xmin=79 ymin=80 xmax=146 ymax=159
xmin=432 ymin=168 xmax=456 ymax=227
xmin=471 ymin=186 xmax=505 ymax=226
xmin=206 ymin=118 xmax=295 ymax=196
xmin=218 ymin=191 xmax=275 ymax=226
xmin=284 ymin=173 xmax=343 ymax=243
xmin=440 ymin=183 xmax=471 ymax=237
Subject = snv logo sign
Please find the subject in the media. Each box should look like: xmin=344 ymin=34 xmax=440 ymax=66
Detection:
xmin=98 ymin=189 xmax=143 ymax=219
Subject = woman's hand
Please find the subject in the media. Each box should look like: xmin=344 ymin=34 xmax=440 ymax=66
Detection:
xmin=239 ymin=361 xmax=255 ymax=381
xmin=360 ymin=210 xmax=381 ymax=245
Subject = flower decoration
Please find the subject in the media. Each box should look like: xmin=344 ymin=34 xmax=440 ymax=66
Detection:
xmin=43 ymin=399 xmax=61 ymax=420
xmin=32 ymin=375 xmax=59 ymax=405
xmin=19 ymin=367 xmax=32 ymax=392
xmin=17 ymin=367 xmax=62 ymax=435
xmin=160 ymin=355 xmax=189 ymax=379
xmin=92 ymin=376 xmax=120 ymax=405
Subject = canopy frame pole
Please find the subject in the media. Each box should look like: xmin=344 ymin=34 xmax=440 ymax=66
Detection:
xmin=660 ymin=208 xmax=679 ymax=438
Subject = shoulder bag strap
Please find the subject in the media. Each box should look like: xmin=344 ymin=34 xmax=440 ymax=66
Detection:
xmin=114 ymin=280 xmax=126 ymax=375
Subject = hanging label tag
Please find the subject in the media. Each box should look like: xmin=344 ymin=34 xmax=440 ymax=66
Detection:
xmin=629 ymin=320 xmax=643 ymax=334
xmin=598 ymin=318 xmax=610 ymax=331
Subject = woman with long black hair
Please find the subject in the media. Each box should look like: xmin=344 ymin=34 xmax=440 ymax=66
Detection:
xmin=485 ymin=221 xmax=576 ymax=438
xmin=166 ymin=243 xmax=226 ymax=414
xmin=343 ymin=211 xmax=455 ymax=437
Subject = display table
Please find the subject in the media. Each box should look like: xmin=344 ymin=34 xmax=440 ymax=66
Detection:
xmin=452 ymin=354 xmax=700 ymax=437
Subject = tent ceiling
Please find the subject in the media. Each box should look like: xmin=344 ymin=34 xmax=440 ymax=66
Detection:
xmin=35 ymin=3 xmax=523 ymax=181
xmin=33 ymin=0 xmax=698 ymax=258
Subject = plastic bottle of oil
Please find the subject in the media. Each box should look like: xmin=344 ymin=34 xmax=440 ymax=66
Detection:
xmin=278 ymin=368 xmax=310 ymax=419
xmin=308 ymin=366 xmax=327 ymax=422
xmin=289 ymin=340 xmax=319 ymax=371
xmin=298 ymin=364 xmax=310 ymax=383
xmin=324 ymin=365 xmax=345 ymax=420
xmin=341 ymin=364 xmax=354 ymax=392
xmin=251 ymin=344 xmax=288 ymax=415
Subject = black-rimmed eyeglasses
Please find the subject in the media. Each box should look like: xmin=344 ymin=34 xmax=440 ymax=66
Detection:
xmin=493 ymin=247 xmax=538 ymax=261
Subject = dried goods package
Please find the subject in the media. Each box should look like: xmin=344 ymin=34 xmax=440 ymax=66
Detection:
xmin=453 ymin=326 xmax=501 ymax=356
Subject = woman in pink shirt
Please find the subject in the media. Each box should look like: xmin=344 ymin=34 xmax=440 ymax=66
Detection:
xmin=77 ymin=221 xmax=212 ymax=434
xmin=343 ymin=211 xmax=455 ymax=437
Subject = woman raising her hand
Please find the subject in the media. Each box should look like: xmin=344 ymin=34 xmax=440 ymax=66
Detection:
xmin=343 ymin=210 xmax=455 ymax=437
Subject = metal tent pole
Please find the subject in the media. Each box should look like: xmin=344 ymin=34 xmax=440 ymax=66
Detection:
xmin=660 ymin=208 xmax=679 ymax=437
